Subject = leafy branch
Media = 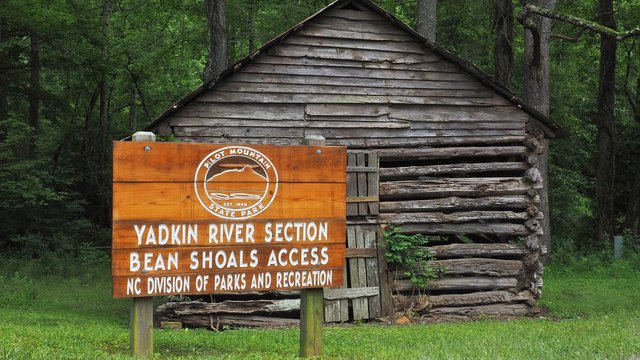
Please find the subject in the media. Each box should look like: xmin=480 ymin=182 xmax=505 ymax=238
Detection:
xmin=384 ymin=228 xmax=444 ymax=290
xmin=523 ymin=4 xmax=640 ymax=41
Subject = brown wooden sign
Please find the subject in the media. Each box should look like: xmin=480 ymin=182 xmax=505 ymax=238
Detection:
xmin=112 ymin=142 xmax=346 ymax=298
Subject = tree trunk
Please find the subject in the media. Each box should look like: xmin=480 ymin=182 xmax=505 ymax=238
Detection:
xmin=523 ymin=0 xmax=554 ymax=118
xmin=523 ymin=0 xmax=555 ymax=255
xmin=247 ymin=0 xmax=256 ymax=51
xmin=594 ymin=0 xmax=617 ymax=244
xmin=624 ymin=174 xmax=640 ymax=236
xmin=623 ymin=73 xmax=640 ymax=236
xmin=79 ymin=0 xmax=112 ymax=228
xmin=0 ymin=18 xmax=7 ymax=145
xmin=98 ymin=79 xmax=108 ymax=150
xmin=494 ymin=0 xmax=514 ymax=88
xmin=28 ymin=32 xmax=40 ymax=158
xmin=0 ymin=15 xmax=7 ymax=124
xmin=129 ymin=84 xmax=137 ymax=133
xmin=204 ymin=0 xmax=228 ymax=83
xmin=98 ymin=0 xmax=110 ymax=150
xmin=416 ymin=0 xmax=437 ymax=42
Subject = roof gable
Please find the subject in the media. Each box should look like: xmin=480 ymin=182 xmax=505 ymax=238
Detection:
xmin=145 ymin=0 xmax=566 ymax=139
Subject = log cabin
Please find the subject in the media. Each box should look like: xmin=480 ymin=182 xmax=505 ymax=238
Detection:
xmin=145 ymin=0 xmax=567 ymax=328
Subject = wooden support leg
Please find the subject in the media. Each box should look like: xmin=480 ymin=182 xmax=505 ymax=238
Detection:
xmin=300 ymin=135 xmax=327 ymax=358
xmin=130 ymin=297 xmax=153 ymax=357
xmin=299 ymin=288 xmax=323 ymax=358
xmin=129 ymin=131 xmax=156 ymax=358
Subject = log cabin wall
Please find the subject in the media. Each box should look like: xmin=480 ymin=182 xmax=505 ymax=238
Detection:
xmin=152 ymin=1 xmax=550 ymax=324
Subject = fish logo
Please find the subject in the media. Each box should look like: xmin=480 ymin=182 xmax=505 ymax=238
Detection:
xmin=194 ymin=146 xmax=278 ymax=219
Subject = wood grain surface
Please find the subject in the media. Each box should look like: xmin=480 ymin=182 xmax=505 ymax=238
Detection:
xmin=113 ymin=267 xmax=344 ymax=297
xmin=113 ymin=142 xmax=346 ymax=183
xmin=112 ymin=243 xmax=346 ymax=276
xmin=113 ymin=219 xmax=346 ymax=249
xmin=113 ymin=182 xmax=346 ymax=221
xmin=113 ymin=142 xmax=347 ymax=298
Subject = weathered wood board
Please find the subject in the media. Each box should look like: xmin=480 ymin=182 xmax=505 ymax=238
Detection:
xmin=334 ymin=224 xmax=382 ymax=322
xmin=112 ymin=142 xmax=347 ymax=298
xmin=325 ymin=151 xmax=382 ymax=322
xmin=140 ymin=0 xmax=552 ymax=322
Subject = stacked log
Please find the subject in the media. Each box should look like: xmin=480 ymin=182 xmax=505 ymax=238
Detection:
xmin=379 ymin=121 xmax=545 ymax=317
xmin=522 ymin=121 xmax=547 ymax=299
xmin=388 ymin=254 xmax=532 ymax=318
xmin=156 ymin=299 xmax=301 ymax=329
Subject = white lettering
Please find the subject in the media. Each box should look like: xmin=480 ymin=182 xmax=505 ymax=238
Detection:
xmin=264 ymin=223 xmax=273 ymax=242
xmin=190 ymin=251 xmax=199 ymax=270
xmin=319 ymin=222 xmax=328 ymax=241
xmin=213 ymin=273 xmax=246 ymax=291
xmin=147 ymin=275 xmax=190 ymax=295
xmin=209 ymin=224 xmax=218 ymax=244
xmin=130 ymin=252 xmax=140 ymax=271
xmin=145 ymin=227 xmax=156 ymax=245
xmin=209 ymin=223 xmax=256 ymax=244
xmin=308 ymin=222 xmax=317 ymax=241
xmin=284 ymin=222 xmax=293 ymax=241
xmin=195 ymin=275 xmax=209 ymax=291
xmin=127 ymin=277 xmax=142 ymax=295
xmin=267 ymin=250 xmax=277 ymax=266
xmin=158 ymin=224 xmax=169 ymax=245
xmin=321 ymin=247 xmax=329 ymax=265
xmin=172 ymin=225 xmax=182 ymax=245
xmin=134 ymin=225 xmax=146 ymax=246
xmin=250 ymin=249 xmax=259 ymax=267
xmin=188 ymin=224 xmax=198 ymax=244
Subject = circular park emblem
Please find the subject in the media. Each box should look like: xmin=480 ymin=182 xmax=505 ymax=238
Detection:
xmin=194 ymin=146 xmax=278 ymax=219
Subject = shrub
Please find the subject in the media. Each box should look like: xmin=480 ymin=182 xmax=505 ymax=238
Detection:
xmin=383 ymin=228 xmax=443 ymax=290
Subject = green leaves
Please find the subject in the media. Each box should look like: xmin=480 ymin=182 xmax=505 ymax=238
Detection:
xmin=384 ymin=228 xmax=443 ymax=289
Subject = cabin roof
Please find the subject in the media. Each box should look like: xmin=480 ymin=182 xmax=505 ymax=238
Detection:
xmin=144 ymin=0 xmax=567 ymax=138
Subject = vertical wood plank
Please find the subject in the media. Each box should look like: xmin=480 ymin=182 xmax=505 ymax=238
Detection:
xmin=347 ymin=225 xmax=360 ymax=320
xmin=357 ymin=226 xmax=370 ymax=319
xmin=340 ymin=265 xmax=349 ymax=321
xmin=324 ymin=300 xmax=339 ymax=323
xmin=300 ymin=135 xmax=326 ymax=358
xmin=324 ymin=259 xmax=348 ymax=323
xmin=347 ymin=154 xmax=358 ymax=216
xmin=367 ymin=153 xmax=379 ymax=215
xmin=353 ymin=226 xmax=370 ymax=320
xmin=356 ymin=154 xmax=367 ymax=215
xmin=376 ymin=226 xmax=394 ymax=317
xmin=130 ymin=131 xmax=155 ymax=358
xmin=326 ymin=259 xmax=350 ymax=322
xmin=364 ymin=227 xmax=381 ymax=318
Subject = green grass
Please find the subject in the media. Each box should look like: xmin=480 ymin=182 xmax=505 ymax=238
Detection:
xmin=0 ymin=260 xmax=639 ymax=359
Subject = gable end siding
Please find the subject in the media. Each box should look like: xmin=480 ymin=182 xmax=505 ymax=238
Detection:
xmin=155 ymin=8 xmax=528 ymax=148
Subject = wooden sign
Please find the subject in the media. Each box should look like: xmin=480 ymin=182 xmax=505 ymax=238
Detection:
xmin=112 ymin=142 xmax=347 ymax=298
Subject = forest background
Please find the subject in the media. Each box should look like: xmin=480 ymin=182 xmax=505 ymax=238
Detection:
xmin=1 ymin=0 xmax=639 ymax=270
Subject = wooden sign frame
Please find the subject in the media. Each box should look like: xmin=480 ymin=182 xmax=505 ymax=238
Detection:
xmin=112 ymin=141 xmax=347 ymax=298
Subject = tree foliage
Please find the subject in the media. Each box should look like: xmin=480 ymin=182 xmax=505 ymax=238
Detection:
xmin=384 ymin=228 xmax=443 ymax=289
xmin=0 ymin=0 xmax=638 ymax=257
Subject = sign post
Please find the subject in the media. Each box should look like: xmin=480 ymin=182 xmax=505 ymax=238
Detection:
xmin=130 ymin=295 xmax=153 ymax=356
xmin=300 ymin=289 xmax=323 ymax=356
xmin=300 ymin=135 xmax=326 ymax=358
xmin=129 ymin=131 xmax=155 ymax=358
xmin=112 ymin=137 xmax=346 ymax=358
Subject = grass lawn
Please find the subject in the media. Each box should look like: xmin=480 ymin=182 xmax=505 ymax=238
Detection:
xmin=0 ymin=261 xmax=638 ymax=359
